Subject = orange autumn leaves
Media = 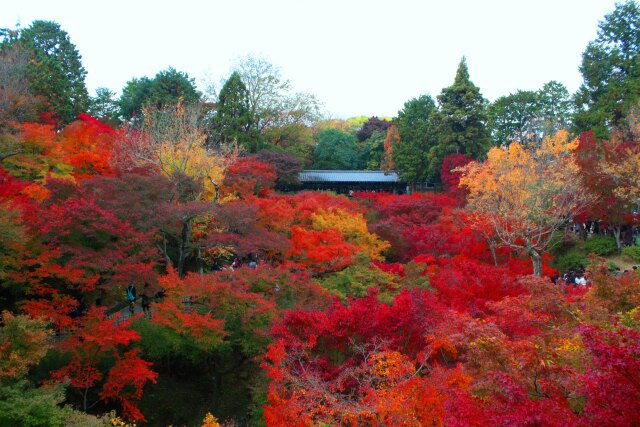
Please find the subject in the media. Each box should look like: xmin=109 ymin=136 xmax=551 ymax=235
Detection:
xmin=236 ymin=190 xmax=390 ymax=273
xmin=6 ymin=113 xmax=117 ymax=182
xmin=459 ymin=131 xmax=589 ymax=275
xmin=286 ymin=207 xmax=389 ymax=274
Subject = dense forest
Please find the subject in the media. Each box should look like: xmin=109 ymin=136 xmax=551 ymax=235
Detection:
xmin=1 ymin=2 xmax=640 ymax=426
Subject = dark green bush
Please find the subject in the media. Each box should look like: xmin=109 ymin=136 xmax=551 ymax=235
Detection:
xmin=548 ymin=231 xmax=573 ymax=258
xmin=554 ymin=251 xmax=588 ymax=272
xmin=584 ymin=235 xmax=617 ymax=256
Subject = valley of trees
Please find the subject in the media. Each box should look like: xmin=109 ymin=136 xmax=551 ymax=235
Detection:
xmin=1 ymin=2 xmax=640 ymax=426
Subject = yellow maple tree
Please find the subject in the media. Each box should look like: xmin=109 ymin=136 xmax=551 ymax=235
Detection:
xmin=124 ymin=103 xmax=236 ymax=202
xmin=459 ymin=131 xmax=589 ymax=276
xmin=311 ymin=208 xmax=390 ymax=261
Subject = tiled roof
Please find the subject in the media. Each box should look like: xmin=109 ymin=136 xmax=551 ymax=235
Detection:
xmin=299 ymin=170 xmax=402 ymax=183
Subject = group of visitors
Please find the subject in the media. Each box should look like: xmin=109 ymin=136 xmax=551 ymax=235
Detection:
xmin=210 ymin=257 xmax=260 ymax=272
xmin=126 ymin=257 xmax=263 ymax=316
xmin=126 ymin=282 xmax=163 ymax=318
xmin=612 ymin=265 xmax=638 ymax=276
xmin=553 ymin=269 xmax=589 ymax=287
xmin=571 ymin=221 xmax=639 ymax=247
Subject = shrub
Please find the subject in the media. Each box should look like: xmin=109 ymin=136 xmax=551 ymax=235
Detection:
xmin=584 ymin=235 xmax=617 ymax=256
xmin=622 ymin=245 xmax=640 ymax=262
xmin=554 ymin=251 xmax=588 ymax=272
xmin=548 ymin=231 xmax=573 ymax=258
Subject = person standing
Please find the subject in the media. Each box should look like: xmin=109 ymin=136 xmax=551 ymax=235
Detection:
xmin=126 ymin=283 xmax=137 ymax=316
xmin=141 ymin=283 xmax=151 ymax=318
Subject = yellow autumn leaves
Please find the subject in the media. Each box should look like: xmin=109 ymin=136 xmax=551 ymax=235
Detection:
xmin=459 ymin=131 xmax=589 ymax=275
xmin=311 ymin=208 xmax=390 ymax=261
xmin=129 ymin=104 xmax=236 ymax=202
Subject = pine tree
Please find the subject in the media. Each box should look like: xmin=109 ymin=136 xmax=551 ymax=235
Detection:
xmin=211 ymin=71 xmax=255 ymax=150
xmin=430 ymin=57 xmax=491 ymax=180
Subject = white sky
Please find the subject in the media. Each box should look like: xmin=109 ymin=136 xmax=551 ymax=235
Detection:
xmin=1 ymin=0 xmax=620 ymax=119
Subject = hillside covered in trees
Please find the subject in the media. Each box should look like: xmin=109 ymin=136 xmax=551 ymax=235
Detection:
xmin=2 ymin=2 xmax=640 ymax=426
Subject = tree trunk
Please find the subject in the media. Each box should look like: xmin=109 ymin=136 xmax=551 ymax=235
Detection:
xmin=529 ymin=248 xmax=542 ymax=277
xmin=197 ymin=246 xmax=204 ymax=274
xmin=83 ymin=386 xmax=90 ymax=411
xmin=178 ymin=218 xmax=193 ymax=277
xmin=488 ymin=240 xmax=498 ymax=267
xmin=158 ymin=234 xmax=172 ymax=267
xmin=613 ymin=225 xmax=622 ymax=249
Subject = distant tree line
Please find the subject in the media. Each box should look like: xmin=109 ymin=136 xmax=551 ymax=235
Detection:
xmin=2 ymin=1 xmax=640 ymax=187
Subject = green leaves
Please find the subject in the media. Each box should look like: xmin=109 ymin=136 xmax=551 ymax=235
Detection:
xmin=210 ymin=71 xmax=255 ymax=150
xmin=119 ymin=68 xmax=200 ymax=121
xmin=394 ymin=95 xmax=438 ymax=185
xmin=434 ymin=57 xmax=491 ymax=166
xmin=576 ymin=1 xmax=640 ymax=137
xmin=13 ymin=20 xmax=89 ymax=125
xmin=312 ymin=128 xmax=360 ymax=169
xmin=0 ymin=381 xmax=70 ymax=427
xmin=394 ymin=58 xmax=492 ymax=185
xmin=486 ymin=82 xmax=573 ymax=147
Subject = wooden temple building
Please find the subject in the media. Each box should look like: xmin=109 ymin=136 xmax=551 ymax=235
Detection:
xmin=295 ymin=170 xmax=408 ymax=194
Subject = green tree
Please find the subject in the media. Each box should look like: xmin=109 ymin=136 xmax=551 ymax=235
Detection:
xmin=487 ymin=90 xmax=539 ymax=145
xmin=346 ymin=115 xmax=369 ymax=130
xmin=312 ymin=129 xmax=360 ymax=169
xmin=359 ymin=130 xmax=386 ymax=169
xmin=119 ymin=68 xmax=200 ymax=120
xmin=575 ymin=0 xmax=640 ymax=138
xmin=5 ymin=20 xmax=89 ymax=125
xmin=149 ymin=67 xmax=200 ymax=109
xmin=393 ymin=95 xmax=438 ymax=186
xmin=263 ymin=123 xmax=315 ymax=167
xmin=431 ymin=57 xmax=491 ymax=179
xmin=537 ymin=80 xmax=573 ymax=133
xmin=118 ymin=76 xmax=153 ymax=120
xmin=210 ymin=71 xmax=255 ymax=150
xmin=0 ymin=311 xmax=101 ymax=427
xmin=88 ymin=87 xmax=119 ymax=124
xmin=487 ymin=81 xmax=573 ymax=146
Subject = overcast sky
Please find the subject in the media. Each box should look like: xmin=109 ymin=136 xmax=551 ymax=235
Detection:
xmin=1 ymin=0 xmax=620 ymax=119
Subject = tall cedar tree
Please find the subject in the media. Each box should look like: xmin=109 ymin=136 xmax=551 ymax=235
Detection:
xmin=211 ymin=71 xmax=255 ymax=150
xmin=432 ymin=57 xmax=491 ymax=180
xmin=8 ymin=21 xmax=89 ymax=125
xmin=575 ymin=0 xmax=640 ymax=138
